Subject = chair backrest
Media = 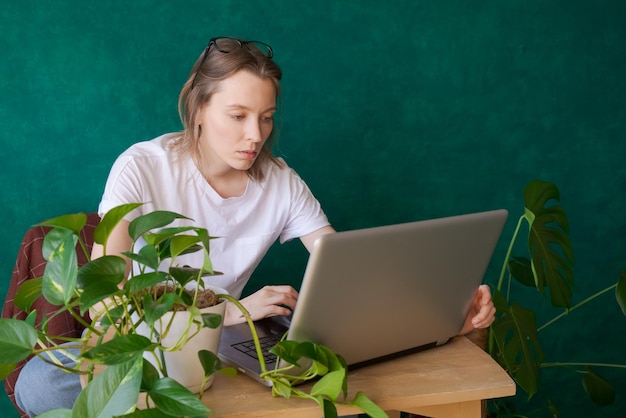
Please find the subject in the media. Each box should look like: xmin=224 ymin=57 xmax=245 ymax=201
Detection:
xmin=1 ymin=212 xmax=100 ymax=417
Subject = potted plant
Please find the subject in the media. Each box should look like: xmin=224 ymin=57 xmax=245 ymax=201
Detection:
xmin=487 ymin=180 xmax=626 ymax=417
xmin=0 ymin=203 xmax=233 ymax=417
xmin=0 ymin=203 xmax=385 ymax=418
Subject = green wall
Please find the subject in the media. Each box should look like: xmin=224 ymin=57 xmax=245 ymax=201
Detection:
xmin=1 ymin=1 xmax=625 ymax=416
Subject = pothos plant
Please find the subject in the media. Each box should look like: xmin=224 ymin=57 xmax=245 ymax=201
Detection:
xmin=488 ymin=180 xmax=626 ymax=417
xmin=0 ymin=203 xmax=385 ymax=418
xmin=226 ymin=297 xmax=387 ymax=418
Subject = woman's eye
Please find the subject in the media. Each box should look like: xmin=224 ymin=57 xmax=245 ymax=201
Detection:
xmin=230 ymin=114 xmax=244 ymax=121
xmin=262 ymin=115 xmax=274 ymax=123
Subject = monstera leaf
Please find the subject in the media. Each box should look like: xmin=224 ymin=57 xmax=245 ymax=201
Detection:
xmin=522 ymin=180 xmax=574 ymax=308
xmin=491 ymin=290 xmax=543 ymax=398
xmin=583 ymin=367 xmax=616 ymax=406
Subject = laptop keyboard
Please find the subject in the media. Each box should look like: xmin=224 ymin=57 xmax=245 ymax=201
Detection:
xmin=231 ymin=333 xmax=282 ymax=363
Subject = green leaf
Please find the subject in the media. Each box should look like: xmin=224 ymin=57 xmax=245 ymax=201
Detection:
xmin=198 ymin=349 xmax=222 ymax=378
xmin=99 ymin=306 xmax=126 ymax=329
xmin=293 ymin=341 xmax=319 ymax=361
xmin=76 ymin=256 xmax=126 ymax=314
xmin=123 ymin=244 xmax=160 ymax=271
xmin=37 ymin=213 xmax=87 ymax=235
xmin=271 ymin=377 xmax=293 ymax=398
xmin=195 ymin=228 xmax=220 ymax=273
xmin=140 ymin=357 xmax=161 ymax=392
xmin=201 ymin=249 xmax=215 ymax=277
xmin=148 ymin=377 xmax=211 ymax=416
xmin=508 ymin=256 xmax=536 ymax=288
xmin=491 ymin=290 xmax=542 ymax=398
xmin=94 ymin=203 xmax=143 ymax=246
xmin=270 ymin=340 xmax=305 ymax=366
xmin=321 ymin=398 xmax=338 ymax=418
xmin=196 ymin=228 xmax=213 ymax=247
xmin=615 ymin=270 xmax=626 ymax=315
xmin=143 ymin=293 xmax=176 ymax=326
xmin=41 ymin=228 xmax=78 ymax=305
xmin=115 ymin=408 xmax=174 ymax=418
xmin=72 ymin=355 xmax=143 ymax=418
xmin=200 ymin=312 xmax=222 ymax=329
xmin=77 ymin=256 xmax=127 ymax=286
xmin=14 ymin=277 xmax=43 ymax=312
xmin=24 ymin=310 xmax=37 ymax=328
xmin=143 ymin=226 xmax=197 ymax=243
xmin=81 ymin=334 xmax=154 ymax=365
xmin=170 ymin=234 xmax=203 ymax=260
xmin=169 ymin=265 xmax=202 ymax=287
xmin=311 ymin=369 xmax=345 ymax=400
xmin=523 ymin=180 xmax=574 ymax=308
xmin=124 ymin=271 xmax=169 ymax=294
xmin=0 ymin=318 xmax=38 ymax=363
xmin=37 ymin=409 xmax=72 ymax=418
xmin=141 ymin=357 xmax=161 ymax=392
xmin=177 ymin=290 xmax=194 ymax=306
xmin=128 ymin=211 xmax=191 ymax=241
xmin=155 ymin=240 xmax=200 ymax=263
xmin=41 ymin=227 xmax=70 ymax=259
xmin=583 ymin=367 xmax=615 ymax=406
xmin=350 ymin=391 xmax=388 ymax=418
xmin=315 ymin=345 xmax=347 ymax=396
xmin=218 ymin=366 xmax=238 ymax=377
xmin=315 ymin=344 xmax=346 ymax=372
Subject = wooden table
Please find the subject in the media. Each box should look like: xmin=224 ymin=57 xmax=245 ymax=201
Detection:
xmin=201 ymin=336 xmax=515 ymax=417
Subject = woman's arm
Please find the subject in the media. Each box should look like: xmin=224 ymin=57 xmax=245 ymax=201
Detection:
xmin=91 ymin=219 xmax=132 ymax=264
xmin=223 ymin=225 xmax=336 ymax=326
xmin=299 ymin=225 xmax=336 ymax=252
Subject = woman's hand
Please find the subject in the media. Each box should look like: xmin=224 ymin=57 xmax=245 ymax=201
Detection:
xmin=458 ymin=284 xmax=496 ymax=335
xmin=223 ymin=285 xmax=298 ymax=326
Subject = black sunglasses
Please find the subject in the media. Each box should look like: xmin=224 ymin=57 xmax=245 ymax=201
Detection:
xmin=190 ymin=37 xmax=274 ymax=88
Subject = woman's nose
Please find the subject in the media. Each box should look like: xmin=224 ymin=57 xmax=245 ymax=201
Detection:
xmin=246 ymin=120 xmax=263 ymax=142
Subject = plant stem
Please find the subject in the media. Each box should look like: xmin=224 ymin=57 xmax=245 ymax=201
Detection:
xmin=76 ymin=236 xmax=90 ymax=263
xmin=541 ymin=362 xmax=626 ymax=369
xmin=68 ymin=306 xmax=101 ymax=334
xmin=537 ymin=283 xmax=617 ymax=332
xmin=34 ymin=343 xmax=83 ymax=354
xmin=217 ymin=294 xmax=268 ymax=373
xmin=497 ymin=215 xmax=525 ymax=292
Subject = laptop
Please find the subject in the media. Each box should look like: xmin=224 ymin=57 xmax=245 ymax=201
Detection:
xmin=218 ymin=209 xmax=508 ymax=386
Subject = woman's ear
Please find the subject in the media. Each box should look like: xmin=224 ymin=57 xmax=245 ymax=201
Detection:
xmin=194 ymin=111 xmax=203 ymax=134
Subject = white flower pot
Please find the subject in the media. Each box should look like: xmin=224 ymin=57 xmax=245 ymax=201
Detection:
xmin=139 ymin=285 xmax=228 ymax=393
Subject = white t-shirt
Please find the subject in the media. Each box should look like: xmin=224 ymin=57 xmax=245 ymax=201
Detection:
xmin=98 ymin=134 xmax=330 ymax=298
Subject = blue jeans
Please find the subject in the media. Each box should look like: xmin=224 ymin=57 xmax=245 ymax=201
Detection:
xmin=14 ymin=344 xmax=82 ymax=417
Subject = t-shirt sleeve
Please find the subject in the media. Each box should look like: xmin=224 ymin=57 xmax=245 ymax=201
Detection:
xmin=97 ymin=154 xmax=146 ymax=220
xmin=278 ymin=167 xmax=330 ymax=243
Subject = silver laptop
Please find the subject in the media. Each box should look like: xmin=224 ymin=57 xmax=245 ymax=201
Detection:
xmin=218 ymin=209 xmax=508 ymax=386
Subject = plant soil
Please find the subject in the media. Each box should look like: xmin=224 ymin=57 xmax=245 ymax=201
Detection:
xmin=150 ymin=285 xmax=222 ymax=311
xmin=193 ymin=288 xmax=221 ymax=310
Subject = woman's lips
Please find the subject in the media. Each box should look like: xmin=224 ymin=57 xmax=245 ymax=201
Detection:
xmin=239 ymin=150 xmax=258 ymax=160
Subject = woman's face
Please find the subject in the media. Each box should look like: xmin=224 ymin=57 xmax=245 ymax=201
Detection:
xmin=196 ymin=70 xmax=277 ymax=176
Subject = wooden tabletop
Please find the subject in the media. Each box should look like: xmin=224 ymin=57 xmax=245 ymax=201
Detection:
xmin=200 ymin=336 xmax=516 ymax=418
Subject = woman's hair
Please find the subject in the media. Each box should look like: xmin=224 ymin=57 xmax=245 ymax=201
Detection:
xmin=169 ymin=38 xmax=284 ymax=181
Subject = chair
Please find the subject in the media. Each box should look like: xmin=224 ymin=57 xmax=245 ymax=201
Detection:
xmin=1 ymin=212 xmax=99 ymax=417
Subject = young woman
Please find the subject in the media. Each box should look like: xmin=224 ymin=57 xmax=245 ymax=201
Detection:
xmin=91 ymin=37 xmax=335 ymax=327
xmin=15 ymin=37 xmax=495 ymax=416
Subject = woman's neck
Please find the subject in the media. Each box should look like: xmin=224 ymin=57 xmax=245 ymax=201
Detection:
xmin=193 ymin=154 xmax=248 ymax=199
